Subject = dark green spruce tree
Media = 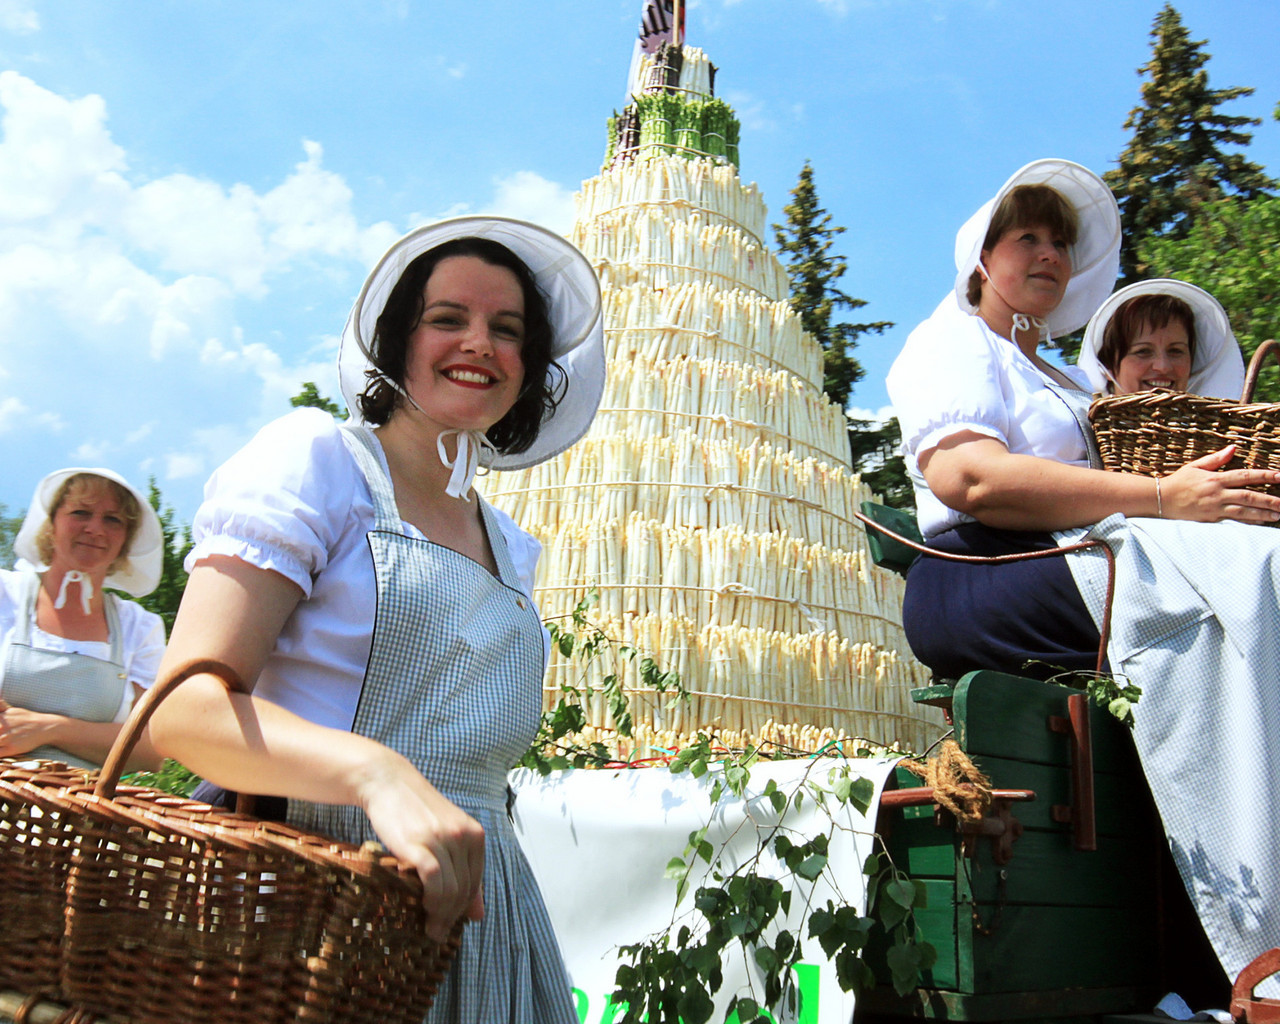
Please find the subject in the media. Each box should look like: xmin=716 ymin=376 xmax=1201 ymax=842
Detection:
xmin=1105 ymin=3 xmax=1275 ymax=284
xmin=133 ymin=479 xmax=192 ymax=634
xmin=773 ymin=161 xmax=889 ymax=410
xmin=773 ymin=162 xmax=911 ymax=507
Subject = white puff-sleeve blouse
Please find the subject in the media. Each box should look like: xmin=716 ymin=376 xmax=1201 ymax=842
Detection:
xmin=186 ymin=408 xmax=545 ymax=732
xmin=887 ymin=296 xmax=1094 ymax=538
xmin=0 ymin=570 xmax=165 ymax=720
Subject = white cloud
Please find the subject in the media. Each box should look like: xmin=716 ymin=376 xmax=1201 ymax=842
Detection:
xmin=0 ymin=396 xmax=26 ymax=432
xmin=164 ymin=452 xmax=205 ymax=480
xmin=485 ymin=170 xmax=577 ymax=234
xmin=0 ymin=72 xmax=387 ymax=517
xmin=73 ymin=440 xmax=110 ymax=463
xmin=0 ymin=1 xmax=39 ymax=36
xmin=846 ymin=404 xmax=895 ymax=424
xmin=721 ymin=90 xmax=773 ymax=134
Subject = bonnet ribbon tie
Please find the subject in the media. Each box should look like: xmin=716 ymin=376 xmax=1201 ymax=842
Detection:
xmin=1011 ymin=312 xmax=1050 ymax=341
xmin=53 ymin=570 xmax=94 ymax=616
xmin=436 ymin=430 xmax=497 ymax=500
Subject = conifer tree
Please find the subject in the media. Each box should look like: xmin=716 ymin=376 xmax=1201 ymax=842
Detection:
xmin=772 ymin=161 xmax=890 ymax=411
xmin=1105 ymin=3 xmax=1275 ymax=283
xmin=290 ymin=381 xmax=347 ymax=419
xmin=133 ymin=480 xmax=192 ymax=634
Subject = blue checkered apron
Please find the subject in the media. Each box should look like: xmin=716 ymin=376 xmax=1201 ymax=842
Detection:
xmin=288 ymin=424 xmax=576 ymax=1023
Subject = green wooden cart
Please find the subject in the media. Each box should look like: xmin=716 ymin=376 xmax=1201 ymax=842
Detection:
xmin=854 ymin=503 xmax=1222 ymax=1023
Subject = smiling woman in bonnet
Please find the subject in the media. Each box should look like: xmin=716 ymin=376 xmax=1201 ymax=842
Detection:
xmin=148 ymin=216 xmax=605 ymax=1024
xmin=1 ymin=467 xmax=165 ymax=770
xmin=1076 ymin=278 xmax=1244 ymax=398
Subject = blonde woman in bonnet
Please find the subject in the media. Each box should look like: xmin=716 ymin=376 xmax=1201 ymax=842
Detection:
xmin=1 ymin=468 xmax=165 ymax=770
xmin=148 ymin=217 xmax=605 ymax=1024
xmin=1077 ymin=278 xmax=1244 ymax=398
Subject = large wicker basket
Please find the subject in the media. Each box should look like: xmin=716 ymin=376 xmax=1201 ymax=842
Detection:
xmin=1090 ymin=339 xmax=1280 ymax=500
xmin=0 ymin=659 xmax=462 ymax=1024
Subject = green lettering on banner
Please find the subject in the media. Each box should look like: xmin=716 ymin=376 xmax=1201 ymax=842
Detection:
xmin=572 ymin=962 xmax=820 ymax=1024
xmin=792 ymin=963 xmax=820 ymax=1024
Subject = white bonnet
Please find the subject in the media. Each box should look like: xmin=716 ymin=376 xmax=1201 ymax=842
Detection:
xmin=13 ymin=467 xmax=163 ymax=597
xmin=337 ymin=216 xmax=605 ymax=471
xmin=953 ymin=159 xmax=1121 ymax=337
xmin=1077 ymin=279 xmax=1243 ymax=399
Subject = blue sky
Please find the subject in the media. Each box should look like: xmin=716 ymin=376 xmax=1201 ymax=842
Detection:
xmin=2 ymin=0 xmax=1278 ymax=522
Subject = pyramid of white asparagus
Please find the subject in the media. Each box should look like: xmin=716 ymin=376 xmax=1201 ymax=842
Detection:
xmin=481 ymin=44 xmax=944 ymax=757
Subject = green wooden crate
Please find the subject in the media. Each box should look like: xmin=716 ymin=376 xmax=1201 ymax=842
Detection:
xmin=859 ymin=671 xmax=1163 ymax=1022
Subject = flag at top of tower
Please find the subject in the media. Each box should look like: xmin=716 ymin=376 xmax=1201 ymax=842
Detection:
xmin=625 ymin=0 xmax=685 ymax=100
xmin=638 ymin=0 xmax=684 ymax=53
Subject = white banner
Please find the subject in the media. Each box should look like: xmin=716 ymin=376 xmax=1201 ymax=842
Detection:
xmin=510 ymin=757 xmax=900 ymax=1024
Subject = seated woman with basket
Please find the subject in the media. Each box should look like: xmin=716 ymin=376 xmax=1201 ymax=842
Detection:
xmin=887 ymin=158 xmax=1280 ymax=996
xmin=146 ymin=217 xmax=604 ymax=1024
xmin=1 ymin=468 xmax=164 ymax=771
xmin=1076 ymin=279 xmax=1244 ymax=399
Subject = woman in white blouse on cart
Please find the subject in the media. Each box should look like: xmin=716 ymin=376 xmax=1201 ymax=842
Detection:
xmin=149 ymin=217 xmax=606 ymax=1024
xmin=888 ymin=158 xmax=1280 ymax=999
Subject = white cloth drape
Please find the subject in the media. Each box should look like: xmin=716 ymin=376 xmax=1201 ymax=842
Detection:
xmin=1064 ymin=515 xmax=1280 ymax=993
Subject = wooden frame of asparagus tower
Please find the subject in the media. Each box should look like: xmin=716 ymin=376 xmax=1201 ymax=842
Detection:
xmin=481 ymin=42 xmax=944 ymax=756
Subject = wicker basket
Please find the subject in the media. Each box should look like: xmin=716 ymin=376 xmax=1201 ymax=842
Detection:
xmin=0 ymin=659 xmax=462 ymax=1024
xmin=1090 ymin=339 xmax=1280 ymax=501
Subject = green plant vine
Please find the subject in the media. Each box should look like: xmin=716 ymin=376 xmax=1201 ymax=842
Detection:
xmin=610 ymin=738 xmax=937 ymax=1024
xmin=518 ymin=591 xmax=688 ymax=774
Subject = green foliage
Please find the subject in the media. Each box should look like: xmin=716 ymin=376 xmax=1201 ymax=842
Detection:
xmin=773 ymin=162 xmax=891 ymax=412
xmin=291 ymin=382 xmax=348 ymax=419
xmin=1104 ymin=3 xmax=1275 ymax=284
xmin=517 ymin=592 xmax=687 ymax=774
xmin=0 ymin=502 xmax=23 ymax=570
xmin=1083 ymin=675 xmax=1143 ymax=730
xmin=133 ymin=479 xmax=192 ymax=635
xmin=126 ymin=758 xmax=203 ymax=796
xmin=611 ymin=746 xmax=934 ymax=1022
xmin=846 ymin=417 xmax=914 ymax=510
xmin=1140 ymin=195 xmax=1280 ymax=401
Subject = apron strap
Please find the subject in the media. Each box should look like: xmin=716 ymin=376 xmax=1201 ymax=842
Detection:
xmin=11 ymin=572 xmax=125 ymax=666
xmin=339 ymin=424 xmax=403 ymax=534
xmin=1048 ymin=381 xmax=1105 ymax=471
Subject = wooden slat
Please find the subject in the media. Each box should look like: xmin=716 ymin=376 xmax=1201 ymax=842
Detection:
xmin=954 ymin=671 xmax=1142 ymax=776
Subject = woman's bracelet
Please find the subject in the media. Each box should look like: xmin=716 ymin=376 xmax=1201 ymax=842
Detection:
xmin=1155 ymin=476 xmax=1164 ymax=518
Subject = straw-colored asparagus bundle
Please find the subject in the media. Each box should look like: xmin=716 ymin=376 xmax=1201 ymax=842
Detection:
xmin=484 ymin=430 xmax=884 ymax=549
xmin=574 ymin=154 xmax=769 ymax=244
xmin=600 ymin=282 xmax=820 ymax=383
xmin=483 ymin=128 xmax=946 ymax=756
xmin=538 ymin=607 xmax=940 ymax=752
xmin=631 ymin=45 xmax=717 ymax=103
xmin=523 ymin=514 xmax=912 ymax=658
xmin=545 ymin=718 xmax=908 ymax=764
xmin=579 ymin=209 xmax=789 ymax=301
xmin=588 ymin=352 xmax=851 ymax=464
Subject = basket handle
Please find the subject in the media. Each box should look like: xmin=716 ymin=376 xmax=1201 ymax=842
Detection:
xmin=1241 ymin=340 xmax=1280 ymax=402
xmin=95 ymin=658 xmax=247 ymax=800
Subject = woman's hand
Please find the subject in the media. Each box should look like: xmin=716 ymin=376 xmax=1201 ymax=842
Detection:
xmin=0 ymin=691 xmax=162 ymax=769
xmin=0 ymin=699 xmax=56 ymax=757
xmin=1160 ymin=445 xmax=1280 ymax=524
xmin=355 ymin=751 xmax=487 ymax=943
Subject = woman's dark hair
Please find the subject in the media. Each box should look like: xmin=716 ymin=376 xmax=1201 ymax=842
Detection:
xmin=966 ymin=184 xmax=1079 ymax=307
xmin=356 ymin=237 xmax=563 ymax=454
xmin=1097 ymin=293 xmax=1197 ymax=391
